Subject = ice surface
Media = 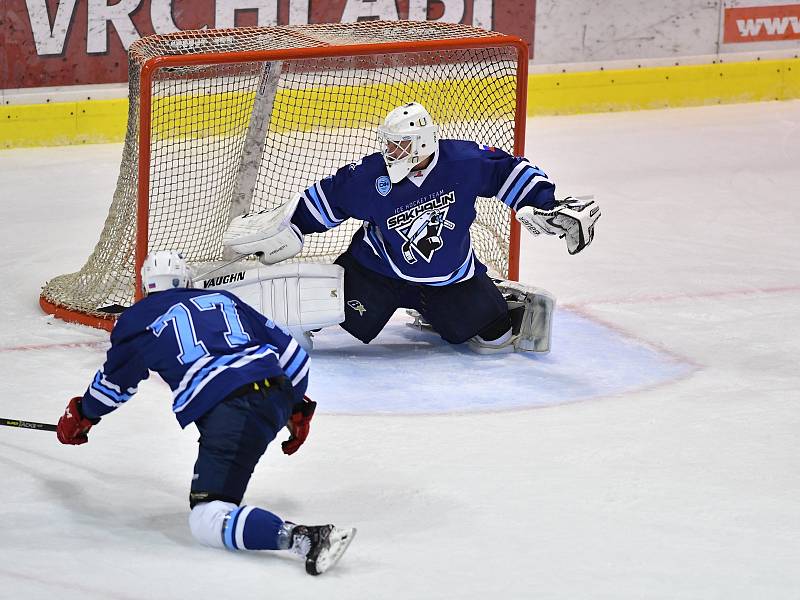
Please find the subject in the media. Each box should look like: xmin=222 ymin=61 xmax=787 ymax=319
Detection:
xmin=1 ymin=101 xmax=798 ymax=599
xmin=310 ymin=310 xmax=692 ymax=414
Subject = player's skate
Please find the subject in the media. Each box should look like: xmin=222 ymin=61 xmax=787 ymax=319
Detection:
xmin=290 ymin=524 xmax=356 ymax=575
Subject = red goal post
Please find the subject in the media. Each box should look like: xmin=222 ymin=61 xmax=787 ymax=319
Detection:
xmin=40 ymin=21 xmax=528 ymax=331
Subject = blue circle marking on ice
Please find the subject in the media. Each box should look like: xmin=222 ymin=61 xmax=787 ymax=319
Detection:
xmin=307 ymin=310 xmax=693 ymax=414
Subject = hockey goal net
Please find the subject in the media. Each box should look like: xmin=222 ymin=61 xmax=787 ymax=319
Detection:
xmin=40 ymin=21 xmax=528 ymax=330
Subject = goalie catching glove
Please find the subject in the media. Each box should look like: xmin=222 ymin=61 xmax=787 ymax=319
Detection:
xmin=223 ymin=194 xmax=304 ymax=265
xmin=516 ymin=196 xmax=601 ymax=255
xmin=282 ymin=395 xmax=317 ymax=455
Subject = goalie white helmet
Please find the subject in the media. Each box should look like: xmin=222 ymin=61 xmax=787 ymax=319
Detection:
xmin=141 ymin=250 xmax=191 ymax=296
xmin=377 ymin=102 xmax=439 ymax=183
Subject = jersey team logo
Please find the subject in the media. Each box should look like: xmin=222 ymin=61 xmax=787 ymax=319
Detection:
xmin=347 ymin=299 xmax=367 ymax=315
xmin=386 ymin=191 xmax=457 ymax=264
xmin=375 ymin=175 xmax=392 ymax=196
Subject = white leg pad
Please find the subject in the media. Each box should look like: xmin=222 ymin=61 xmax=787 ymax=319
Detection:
xmin=196 ymin=262 xmax=345 ymax=333
xmin=189 ymin=500 xmax=237 ymax=549
xmin=494 ymin=279 xmax=556 ymax=353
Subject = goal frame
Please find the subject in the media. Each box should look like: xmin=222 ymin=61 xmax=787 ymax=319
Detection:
xmin=41 ymin=28 xmax=529 ymax=331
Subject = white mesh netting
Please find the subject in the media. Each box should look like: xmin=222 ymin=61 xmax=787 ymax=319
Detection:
xmin=40 ymin=21 xmax=525 ymax=325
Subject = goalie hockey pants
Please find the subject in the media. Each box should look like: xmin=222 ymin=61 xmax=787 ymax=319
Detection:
xmin=335 ymin=249 xmax=509 ymax=345
xmin=189 ymin=376 xmax=295 ymax=509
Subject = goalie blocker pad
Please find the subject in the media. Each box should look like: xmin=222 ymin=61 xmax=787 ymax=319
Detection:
xmin=194 ymin=263 xmax=345 ymax=344
xmin=223 ymin=195 xmax=304 ymax=265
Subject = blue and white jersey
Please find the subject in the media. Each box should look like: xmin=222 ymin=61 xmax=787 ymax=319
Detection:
xmin=291 ymin=139 xmax=557 ymax=285
xmin=81 ymin=288 xmax=309 ymax=428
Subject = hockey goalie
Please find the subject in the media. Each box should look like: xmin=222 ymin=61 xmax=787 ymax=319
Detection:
xmin=214 ymin=102 xmax=600 ymax=354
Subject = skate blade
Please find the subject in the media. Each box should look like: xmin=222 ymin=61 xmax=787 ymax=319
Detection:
xmin=404 ymin=309 xmax=432 ymax=330
xmin=307 ymin=527 xmax=357 ymax=575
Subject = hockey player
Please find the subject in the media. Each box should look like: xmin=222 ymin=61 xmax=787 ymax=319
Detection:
xmin=55 ymin=250 xmax=355 ymax=576
xmin=224 ymin=102 xmax=600 ymax=353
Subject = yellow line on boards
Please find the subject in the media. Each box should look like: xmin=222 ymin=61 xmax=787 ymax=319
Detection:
xmin=527 ymin=58 xmax=800 ymax=115
xmin=2 ymin=58 xmax=797 ymax=148
xmin=1 ymin=98 xmax=129 ymax=148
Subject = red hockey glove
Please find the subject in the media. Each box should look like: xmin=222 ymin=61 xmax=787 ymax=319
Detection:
xmin=281 ymin=396 xmax=317 ymax=455
xmin=57 ymin=397 xmax=97 ymax=445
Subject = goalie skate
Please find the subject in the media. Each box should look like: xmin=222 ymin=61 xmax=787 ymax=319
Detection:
xmin=290 ymin=524 xmax=357 ymax=575
xmin=405 ymin=308 xmax=433 ymax=330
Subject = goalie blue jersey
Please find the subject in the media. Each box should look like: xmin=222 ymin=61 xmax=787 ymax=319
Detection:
xmin=291 ymin=139 xmax=557 ymax=285
xmin=80 ymin=289 xmax=309 ymax=428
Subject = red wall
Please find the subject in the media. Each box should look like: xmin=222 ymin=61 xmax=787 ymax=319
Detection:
xmin=1 ymin=0 xmax=536 ymax=90
xmin=723 ymin=3 xmax=800 ymax=43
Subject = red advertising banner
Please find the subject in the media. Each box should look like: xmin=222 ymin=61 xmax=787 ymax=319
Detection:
xmin=1 ymin=0 xmax=536 ymax=90
xmin=723 ymin=3 xmax=800 ymax=43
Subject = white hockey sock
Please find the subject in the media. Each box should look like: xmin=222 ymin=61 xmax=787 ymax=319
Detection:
xmin=189 ymin=501 xmax=286 ymax=551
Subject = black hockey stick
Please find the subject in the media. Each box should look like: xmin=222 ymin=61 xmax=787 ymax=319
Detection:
xmin=0 ymin=417 xmax=57 ymax=432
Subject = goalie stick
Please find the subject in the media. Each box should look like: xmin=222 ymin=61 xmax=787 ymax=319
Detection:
xmin=0 ymin=417 xmax=57 ymax=431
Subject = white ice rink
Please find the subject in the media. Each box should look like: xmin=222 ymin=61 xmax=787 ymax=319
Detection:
xmin=1 ymin=100 xmax=799 ymax=599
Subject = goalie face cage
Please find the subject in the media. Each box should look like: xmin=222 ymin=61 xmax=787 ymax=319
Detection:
xmin=40 ymin=21 xmax=527 ymax=331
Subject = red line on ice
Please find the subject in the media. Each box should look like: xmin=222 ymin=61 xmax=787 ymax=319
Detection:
xmin=567 ymin=283 xmax=800 ymax=307
xmin=0 ymin=340 xmax=107 ymax=353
